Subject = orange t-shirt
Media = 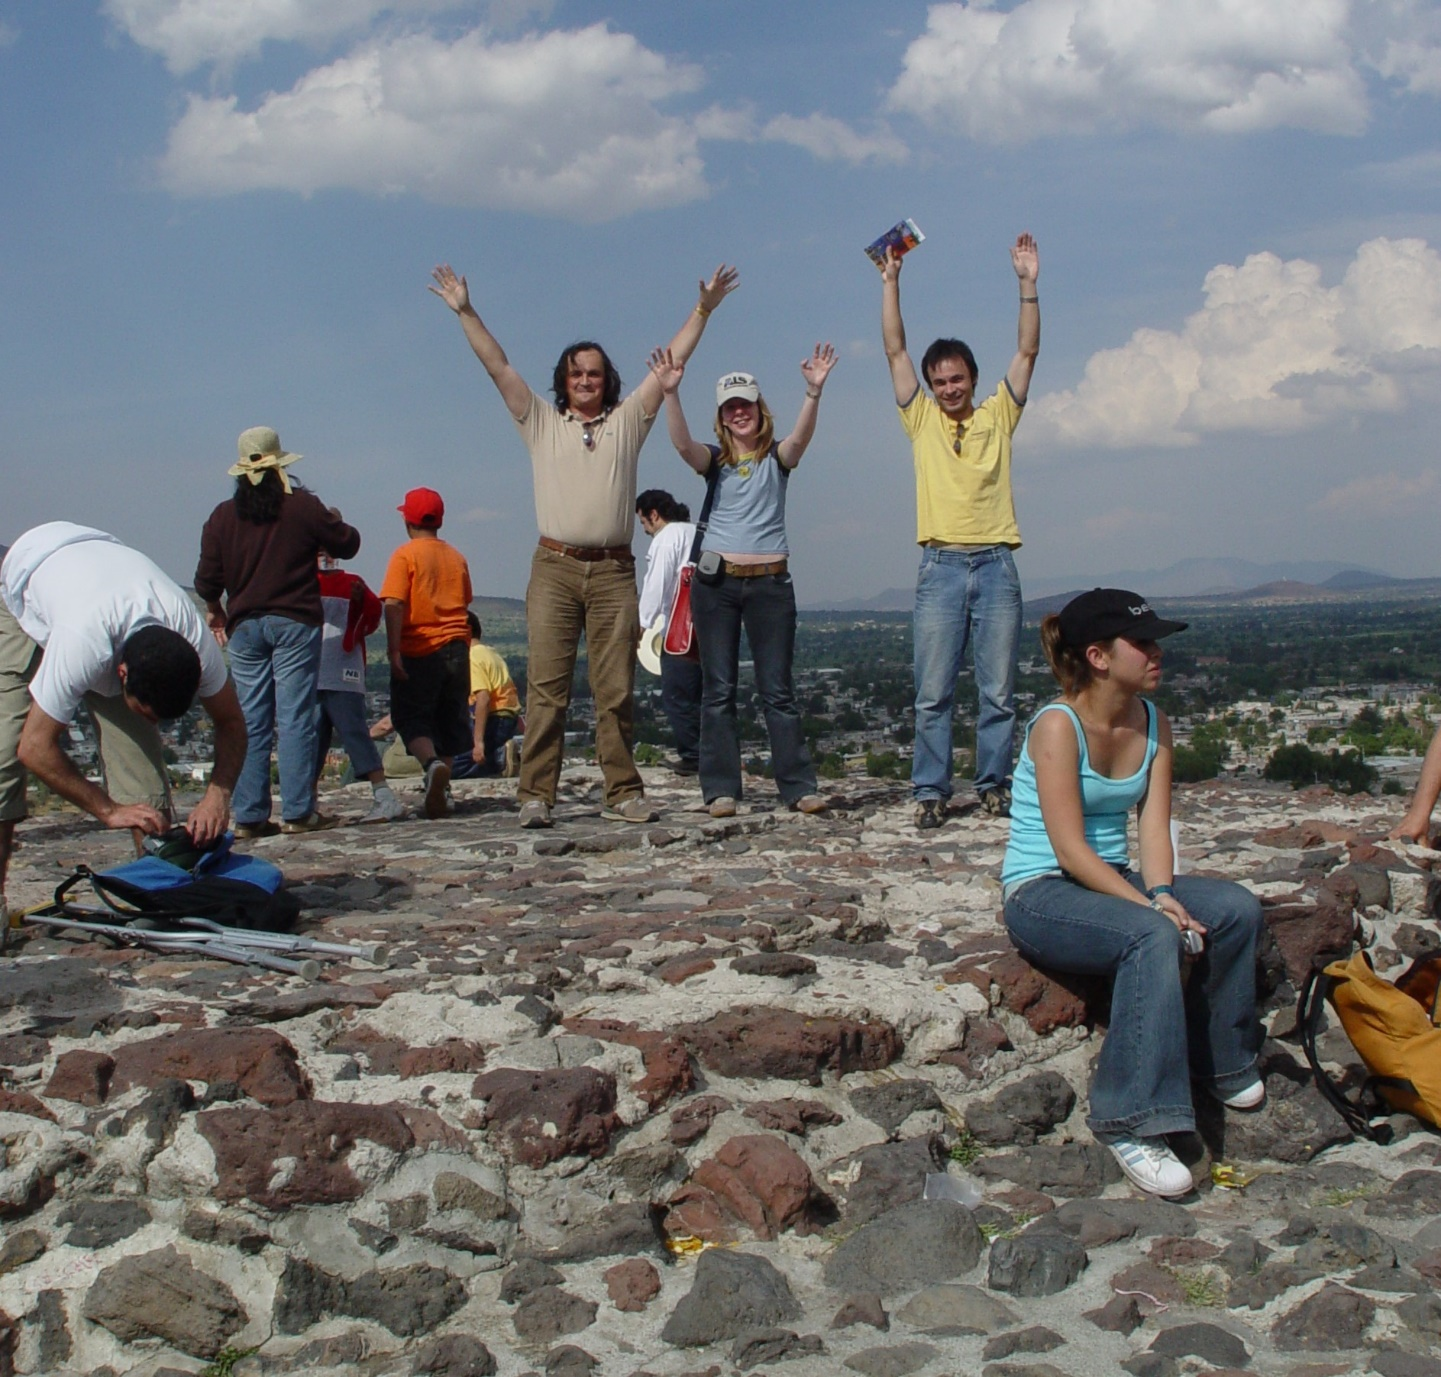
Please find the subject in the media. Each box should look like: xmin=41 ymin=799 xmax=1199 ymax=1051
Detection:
xmin=379 ymin=538 xmax=473 ymax=657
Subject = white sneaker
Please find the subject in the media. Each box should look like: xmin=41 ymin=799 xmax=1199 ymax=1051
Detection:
xmin=1105 ymin=1135 xmax=1194 ymax=1197
xmin=359 ymin=791 xmax=404 ymax=824
xmin=1209 ymin=1078 xmax=1265 ymax=1111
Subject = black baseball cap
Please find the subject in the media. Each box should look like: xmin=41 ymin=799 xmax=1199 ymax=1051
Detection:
xmin=1057 ymin=588 xmax=1187 ymax=649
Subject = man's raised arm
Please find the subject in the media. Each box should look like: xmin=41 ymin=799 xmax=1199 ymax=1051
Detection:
xmin=430 ymin=265 xmax=532 ymax=421
xmin=880 ymin=250 xmax=921 ymax=408
xmin=633 ymin=265 xmax=739 ymax=416
xmin=1005 ymin=233 xmax=1040 ymax=404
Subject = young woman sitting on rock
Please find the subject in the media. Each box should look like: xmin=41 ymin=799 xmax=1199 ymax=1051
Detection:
xmin=1000 ymin=589 xmax=1264 ymax=1197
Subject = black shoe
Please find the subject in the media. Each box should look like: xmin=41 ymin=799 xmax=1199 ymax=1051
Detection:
xmin=981 ymin=787 xmax=1012 ymax=819
xmin=673 ymin=759 xmax=699 ymax=776
xmin=914 ymin=799 xmax=944 ymax=831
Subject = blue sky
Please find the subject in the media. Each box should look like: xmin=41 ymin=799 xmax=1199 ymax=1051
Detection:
xmin=3 ymin=0 xmax=1441 ymax=602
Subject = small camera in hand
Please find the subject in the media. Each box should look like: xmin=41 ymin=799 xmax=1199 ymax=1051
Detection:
xmin=1180 ymin=929 xmax=1204 ymax=957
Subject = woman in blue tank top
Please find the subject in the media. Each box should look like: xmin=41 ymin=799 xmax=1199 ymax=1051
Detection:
xmin=647 ymin=345 xmax=837 ymax=819
xmin=1002 ymin=588 xmax=1263 ymax=1198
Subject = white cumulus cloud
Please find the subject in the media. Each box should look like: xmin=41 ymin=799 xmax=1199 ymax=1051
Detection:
xmin=104 ymin=0 xmax=474 ymax=74
xmin=1029 ymin=237 xmax=1441 ymax=449
xmin=887 ymin=0 xmax=1382 ymax=140
xmin=157 ymin=24 xmax=712 ymax=220
xmin=760 ymin=113 xmax=908 ymax=165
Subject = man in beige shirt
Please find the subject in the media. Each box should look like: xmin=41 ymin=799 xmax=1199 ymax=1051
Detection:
xmin=431 ymin=263 xmax=737 ymax=828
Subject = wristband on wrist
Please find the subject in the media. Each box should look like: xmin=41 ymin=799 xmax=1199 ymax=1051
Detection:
xmin=694 ymin=304 xmax=711 ymax=318
xmin=805 ymin=387 xmax=822 ymax=400
xmin=1020 ymin=295 xmax=1039 ymax=303
xmin=1148 ymin=884 xmax=1175 ymax=899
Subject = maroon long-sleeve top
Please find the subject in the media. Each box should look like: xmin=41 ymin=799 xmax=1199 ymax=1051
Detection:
xmin=195 ymin=489 xmax=361 ymax=632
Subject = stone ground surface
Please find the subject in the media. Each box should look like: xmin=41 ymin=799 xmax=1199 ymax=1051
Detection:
xmin=3 ymin=765 xmax=1441 ymax=1377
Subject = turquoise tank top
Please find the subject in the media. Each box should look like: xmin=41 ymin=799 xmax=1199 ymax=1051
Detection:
xmin=1001 ymin=700 xmax=1159 ymax=888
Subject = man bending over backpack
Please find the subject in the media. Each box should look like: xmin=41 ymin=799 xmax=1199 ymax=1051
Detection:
xmin=0 ymin=523 xmax=247 ymax=911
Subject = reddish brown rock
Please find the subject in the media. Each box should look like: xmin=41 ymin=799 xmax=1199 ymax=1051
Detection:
xmin=199 ymin=1101 xmax=414 ymax=1208
xmin=677 ymin=1007 xmax=901 ymax=1085
xmin=1148 ymin=1236 xmax=1221 ymax=1265
xmin=111 ymin=1027 xmax=309 ymax=1107
xmin=1108 ymin=1260 xmax=1187 ymax=1308
xmin=393 ymin=1105 xmax=471 ymax=1152
xmin=329 ymin=1026 xmax=486 ymax=1077
xmin=1255 ymin=823 xmax=1360 ymax=848
xmin=0 ymin=1088 xmax=57 ymax=1121
xmin=656 ymin=953 xmax=716 ymax=985
xmin=743 ymin=1099 xmax=841 ymax=1136
xmin=662 ymin=1183 xmax=738 ymax=1244
xmin=688 ymin=1134 xmax=832 ymax=1240
xmin=471 ymin=1067 xmax=618 ymax=1168
xmin=604 ymin=1258 xmax=661 ymax=1312
xmin=44 ymin=1050 xmax=115 ymax=1105
xmin=1261 ymin=893 xmax=1358 ymax=985
xmin=563 ymin=1017 xmax=694 ymax=1110
xmin=988 ymin=953 xmax=1103 ymax=1034
xmin=670 ymin=1095 xmax=731 ymax=1146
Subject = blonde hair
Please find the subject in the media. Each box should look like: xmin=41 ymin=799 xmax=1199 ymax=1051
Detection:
xmin=713 ymin=393 xmax=776 ymax=468
xmin=1040 ymin=613 xmax=1111 ymax=695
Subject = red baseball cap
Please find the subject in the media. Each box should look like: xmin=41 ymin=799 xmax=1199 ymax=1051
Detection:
xmin=398 ymin=487 xmax=444 ymax=528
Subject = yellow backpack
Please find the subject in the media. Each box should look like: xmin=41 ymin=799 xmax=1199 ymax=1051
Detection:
xmin=1299 ymin=950 xmax=1441 ymax=1144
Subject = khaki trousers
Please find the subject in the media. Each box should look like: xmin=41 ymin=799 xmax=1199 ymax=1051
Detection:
xmin=519 ymin=545 xmax=642 ymax=807
xmin=0 ymin=600 xmax=171 ymax=823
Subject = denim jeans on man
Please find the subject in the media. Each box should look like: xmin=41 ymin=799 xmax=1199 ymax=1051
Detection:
xmin=660 ymin=651 xmax=702 ymax=770
xmin=1004 ymin=872 xmax=1263 ymax=1137
xmin=911 ymin=545 xmax=1022 ymax=802
xmin=691 ymin=571 xmax=816 ymax=804
xmin=228 ymin=615 xmax=322 ymax=825
xmin=451 ymin=713 xmax=520 ymax=779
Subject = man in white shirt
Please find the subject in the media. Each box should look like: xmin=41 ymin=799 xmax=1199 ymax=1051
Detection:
xmin=0 ymin=523 xmax=247 ymax=905
xmin=637 ymin=490 xmax=701 ymax=775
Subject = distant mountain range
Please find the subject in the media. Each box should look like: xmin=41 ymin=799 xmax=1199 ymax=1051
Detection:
xmin=807 ymin=558 xmax=1441 ymax=614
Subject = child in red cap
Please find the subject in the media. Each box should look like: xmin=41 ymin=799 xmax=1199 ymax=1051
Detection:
xmin=379 ymin=489 xmax=473 ymax=818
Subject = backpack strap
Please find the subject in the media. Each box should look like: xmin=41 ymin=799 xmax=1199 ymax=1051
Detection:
xmin=1296 ymin=960 xmax=1394 ymax=1145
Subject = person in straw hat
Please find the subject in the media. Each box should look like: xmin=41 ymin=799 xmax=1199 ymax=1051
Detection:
xmin=195 ymin=426 xmax=360 ymax=837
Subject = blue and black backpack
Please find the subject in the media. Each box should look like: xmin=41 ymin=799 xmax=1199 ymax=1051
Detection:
xmin=54 ymin=830 xmax=301 ymax=932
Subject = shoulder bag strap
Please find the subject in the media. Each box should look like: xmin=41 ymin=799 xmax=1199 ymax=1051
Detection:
xmin=687 ymin=458 xmax=721 ymax=565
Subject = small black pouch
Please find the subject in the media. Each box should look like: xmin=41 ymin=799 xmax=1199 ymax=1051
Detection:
xmin=695 ymin=549 xmax=725 ymax=585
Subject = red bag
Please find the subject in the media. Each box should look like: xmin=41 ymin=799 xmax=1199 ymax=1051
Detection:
xmin=663 ymin=565 xmax=699 ymax=661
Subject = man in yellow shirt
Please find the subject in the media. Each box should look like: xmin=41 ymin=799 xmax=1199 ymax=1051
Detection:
xmin=451 ymin=612 xmax=522 ymax=779
xmin=881 ymin=234 xmax=1040 ymax=831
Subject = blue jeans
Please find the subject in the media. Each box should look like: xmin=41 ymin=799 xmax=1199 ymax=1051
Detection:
xmin=691 ymin=571 xmax=816 ymax=805
xmin=1004 ymin=872 xmax=1263 ymax=1137
xmin=451 ymin=713 xmax=520 ymax=779
xmin=228 ymin=615 xmax=322 ymax=825
xmin=660 ymin=651 xmax=702 ymax=768
xmin=911 ymin=545 xmax=1022 ymax=801
xmin=316 ymin=688 xmax=383 ymax=781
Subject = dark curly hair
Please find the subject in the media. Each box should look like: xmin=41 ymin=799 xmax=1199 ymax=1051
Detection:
xmin=120 ymin=626 xmax=202 ymax=720
xmin=551 ymin=341 xmax=622 ymax=414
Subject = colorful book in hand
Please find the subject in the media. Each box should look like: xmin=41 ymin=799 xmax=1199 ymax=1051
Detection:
xmin=865 ymin=217 xmax=925 ymax=268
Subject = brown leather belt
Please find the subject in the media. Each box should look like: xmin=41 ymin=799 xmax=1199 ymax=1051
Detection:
xmin=723 ymin=559 xmax=788 ymax=578
xmin=538 ymin=537 xmax=633 ymax=563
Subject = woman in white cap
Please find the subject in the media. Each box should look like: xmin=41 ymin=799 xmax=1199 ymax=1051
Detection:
xmin=647 ymin=346 xmax=836 ymax=817
xmin=1001 ymin=588 xmax=1264 ymax=1198
xmin=195 ymin=427 xmax=361 ymax=837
